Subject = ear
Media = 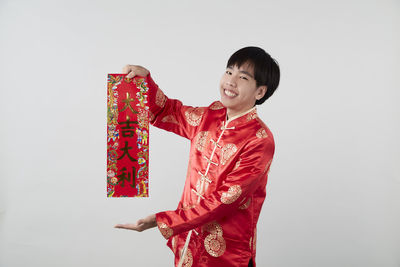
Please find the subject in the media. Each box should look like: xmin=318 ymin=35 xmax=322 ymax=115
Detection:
xmin=255 ymin=85 xmax=267 ymax=100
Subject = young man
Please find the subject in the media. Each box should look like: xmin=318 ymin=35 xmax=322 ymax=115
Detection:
xmin=115 ymin=46 xmax=280 ymax=267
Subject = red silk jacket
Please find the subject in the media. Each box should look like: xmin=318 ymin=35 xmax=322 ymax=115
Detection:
xmin=145 ymin=72 xmax=275 ymax=267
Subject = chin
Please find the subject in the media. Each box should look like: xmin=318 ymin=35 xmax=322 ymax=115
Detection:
xmin=220 ymin=98 xmax=234 ymax=109
xmin=219 ymin=96 xmax=228 ymax=106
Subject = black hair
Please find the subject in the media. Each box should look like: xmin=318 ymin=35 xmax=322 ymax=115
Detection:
xmin=226 ymin=46 xmax=280 ymax=105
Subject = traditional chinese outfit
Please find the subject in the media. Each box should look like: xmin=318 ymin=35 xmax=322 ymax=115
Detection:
xmin=145 ymin=72 xmax=275 ymax=267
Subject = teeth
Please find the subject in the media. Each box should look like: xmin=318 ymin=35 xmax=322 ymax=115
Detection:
xmin=224 ymin=89 xmax=237 ymax=97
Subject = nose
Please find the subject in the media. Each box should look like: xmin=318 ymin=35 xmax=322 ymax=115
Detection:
xmin=226 ymin=76 xmax=236 ymax=87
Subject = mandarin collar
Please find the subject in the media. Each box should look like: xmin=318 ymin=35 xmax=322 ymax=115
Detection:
xmin=223 ymin=105 xmax=258 ymax=127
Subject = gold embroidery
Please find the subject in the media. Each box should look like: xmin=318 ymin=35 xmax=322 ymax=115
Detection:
xmin=202 ymin=221 xmax=223 ymax=236
xmin=221 ymin=185 xmax=242 ymax=204
xmin=179 ymin=248 xmax=193 ymax=267
xmin=148 ymin=110 xmax=155 ymax=121
xmin=233 ymin=159 xmax=241 ymax=170
xmin=221 ymin=144 xmax=237 ymax=165
xmin=161 ymin=114 xmax=179 ymax=124
xmin=184 ymin=107 xmax=204 ymax=126
xmin=182 ymin=202 xmax=196 ymax=210
xmin=239 ymin=197 xmax=251 ymax=209
xmin=157 ymin=222 xmax=173 ymax=239
xmin=256 ymin=128 xmax=268 ymax=138
xmin=202 ymin=221 xmax=225 ymax=257
xmin=264 ymin=159 xmax=272 ymax=174
xmin=246 ymin=109 xmax=257 ymax=121
xmin=195 ymin=131 xmax=209 ymax=152
xmin=209 ymin=101 xmax=224 ymax=110
xmin=204 ymin=234 xmax=226 ymax=257
xmin=155 ymin=88 xmax=167 ymax=108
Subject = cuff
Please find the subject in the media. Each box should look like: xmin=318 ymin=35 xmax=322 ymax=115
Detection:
xmin=145 ymin=72 xmax=167 ymax=120
xmin=155 ymin=212 xmax=173 ymax=240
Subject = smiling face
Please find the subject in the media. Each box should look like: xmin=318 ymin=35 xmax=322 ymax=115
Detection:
xmin=219 ymin=62 xmax=267 ymax=119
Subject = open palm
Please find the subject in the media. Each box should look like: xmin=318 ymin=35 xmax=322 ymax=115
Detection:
xmin=114 ymin=214 xmax=156 ymax=232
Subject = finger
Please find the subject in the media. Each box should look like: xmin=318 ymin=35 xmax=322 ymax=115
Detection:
xmin=122 ymin=64 xmax=131 ymax=74
xmin=114 ymin=223 xmax=128 ymax=227
xmin=123 ymin=65 xmax=134 ymax=76
xmin=115 ymin=226 xmax=137 ymax=230
xmin=114 ymin=223 xmax=137 ymax=229
xmin=125 ymin=72 xmax=132 ymax=79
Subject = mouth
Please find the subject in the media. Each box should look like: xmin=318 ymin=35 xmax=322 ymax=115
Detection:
xmin=223 ymin=89 xmax=238 ymax=98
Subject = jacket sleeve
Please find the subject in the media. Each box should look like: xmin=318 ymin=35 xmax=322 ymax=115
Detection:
xmin=144 ymin=72 xmax=206 ymax=140
xmin=154 ymin=136 xmax=275 ymax=239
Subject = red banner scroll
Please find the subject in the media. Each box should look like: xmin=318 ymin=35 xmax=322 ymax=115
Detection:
xmin=107 ymin=74 xmax=149 ymax=197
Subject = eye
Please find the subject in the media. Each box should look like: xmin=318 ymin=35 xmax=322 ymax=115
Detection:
xmin=225 ymin=70 xmax=232 ymax=75
xmin=240 ymin=76 xmax=248 ymax=80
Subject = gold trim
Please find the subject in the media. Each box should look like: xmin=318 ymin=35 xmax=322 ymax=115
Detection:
xmin=157 ymin=222 xmax=173 ymax=239
xmin=202 ymin=221 xmax=223 ymax=236
xmin=155 ymin=88 xmax=167 ymax=108
xmin=226 ymin=106 xmax=257 ymax=123
xmin=195 ymin=131 xmax=209 ymax=152
xmin=221 ymin=143 xmax=238 ymax=165
xmin=185 ymin=107 xmax=204 ymax=126
xmin=233 ymin=159 xmax=241 ymax=170
xmin=256 ymin=128 xmax=268 ymax=138
xmin=264 ymin=159 xmax=272 ymax=174
xmin=204 ymin=234 xmax=226 ymax=257
xmin=221 ymin=185 xmax=242 ymax=204
xmin=161 ymin=114 xmax=179 ymax=124
xmin=179 ymin=248 xmax=193 ymax=267
xmin=209 ymin=101 xmax=224 ymax=110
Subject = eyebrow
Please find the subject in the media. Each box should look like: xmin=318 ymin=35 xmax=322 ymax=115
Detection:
xmin=227 ymin=66 xmax=254 ymax=79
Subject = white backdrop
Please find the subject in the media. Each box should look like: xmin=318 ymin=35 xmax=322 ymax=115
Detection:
xmin=0 ymin=0 xmax=399 ymax=266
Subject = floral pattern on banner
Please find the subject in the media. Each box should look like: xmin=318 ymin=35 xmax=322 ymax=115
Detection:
xmin=107 ymin=74 xmax=149 ymax=197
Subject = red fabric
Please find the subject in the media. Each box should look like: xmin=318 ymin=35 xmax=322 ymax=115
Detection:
xmin=147 ymin=72 xmax=275 ymax=267
xmin=107 ymin=74 xmax=149 ymax=197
